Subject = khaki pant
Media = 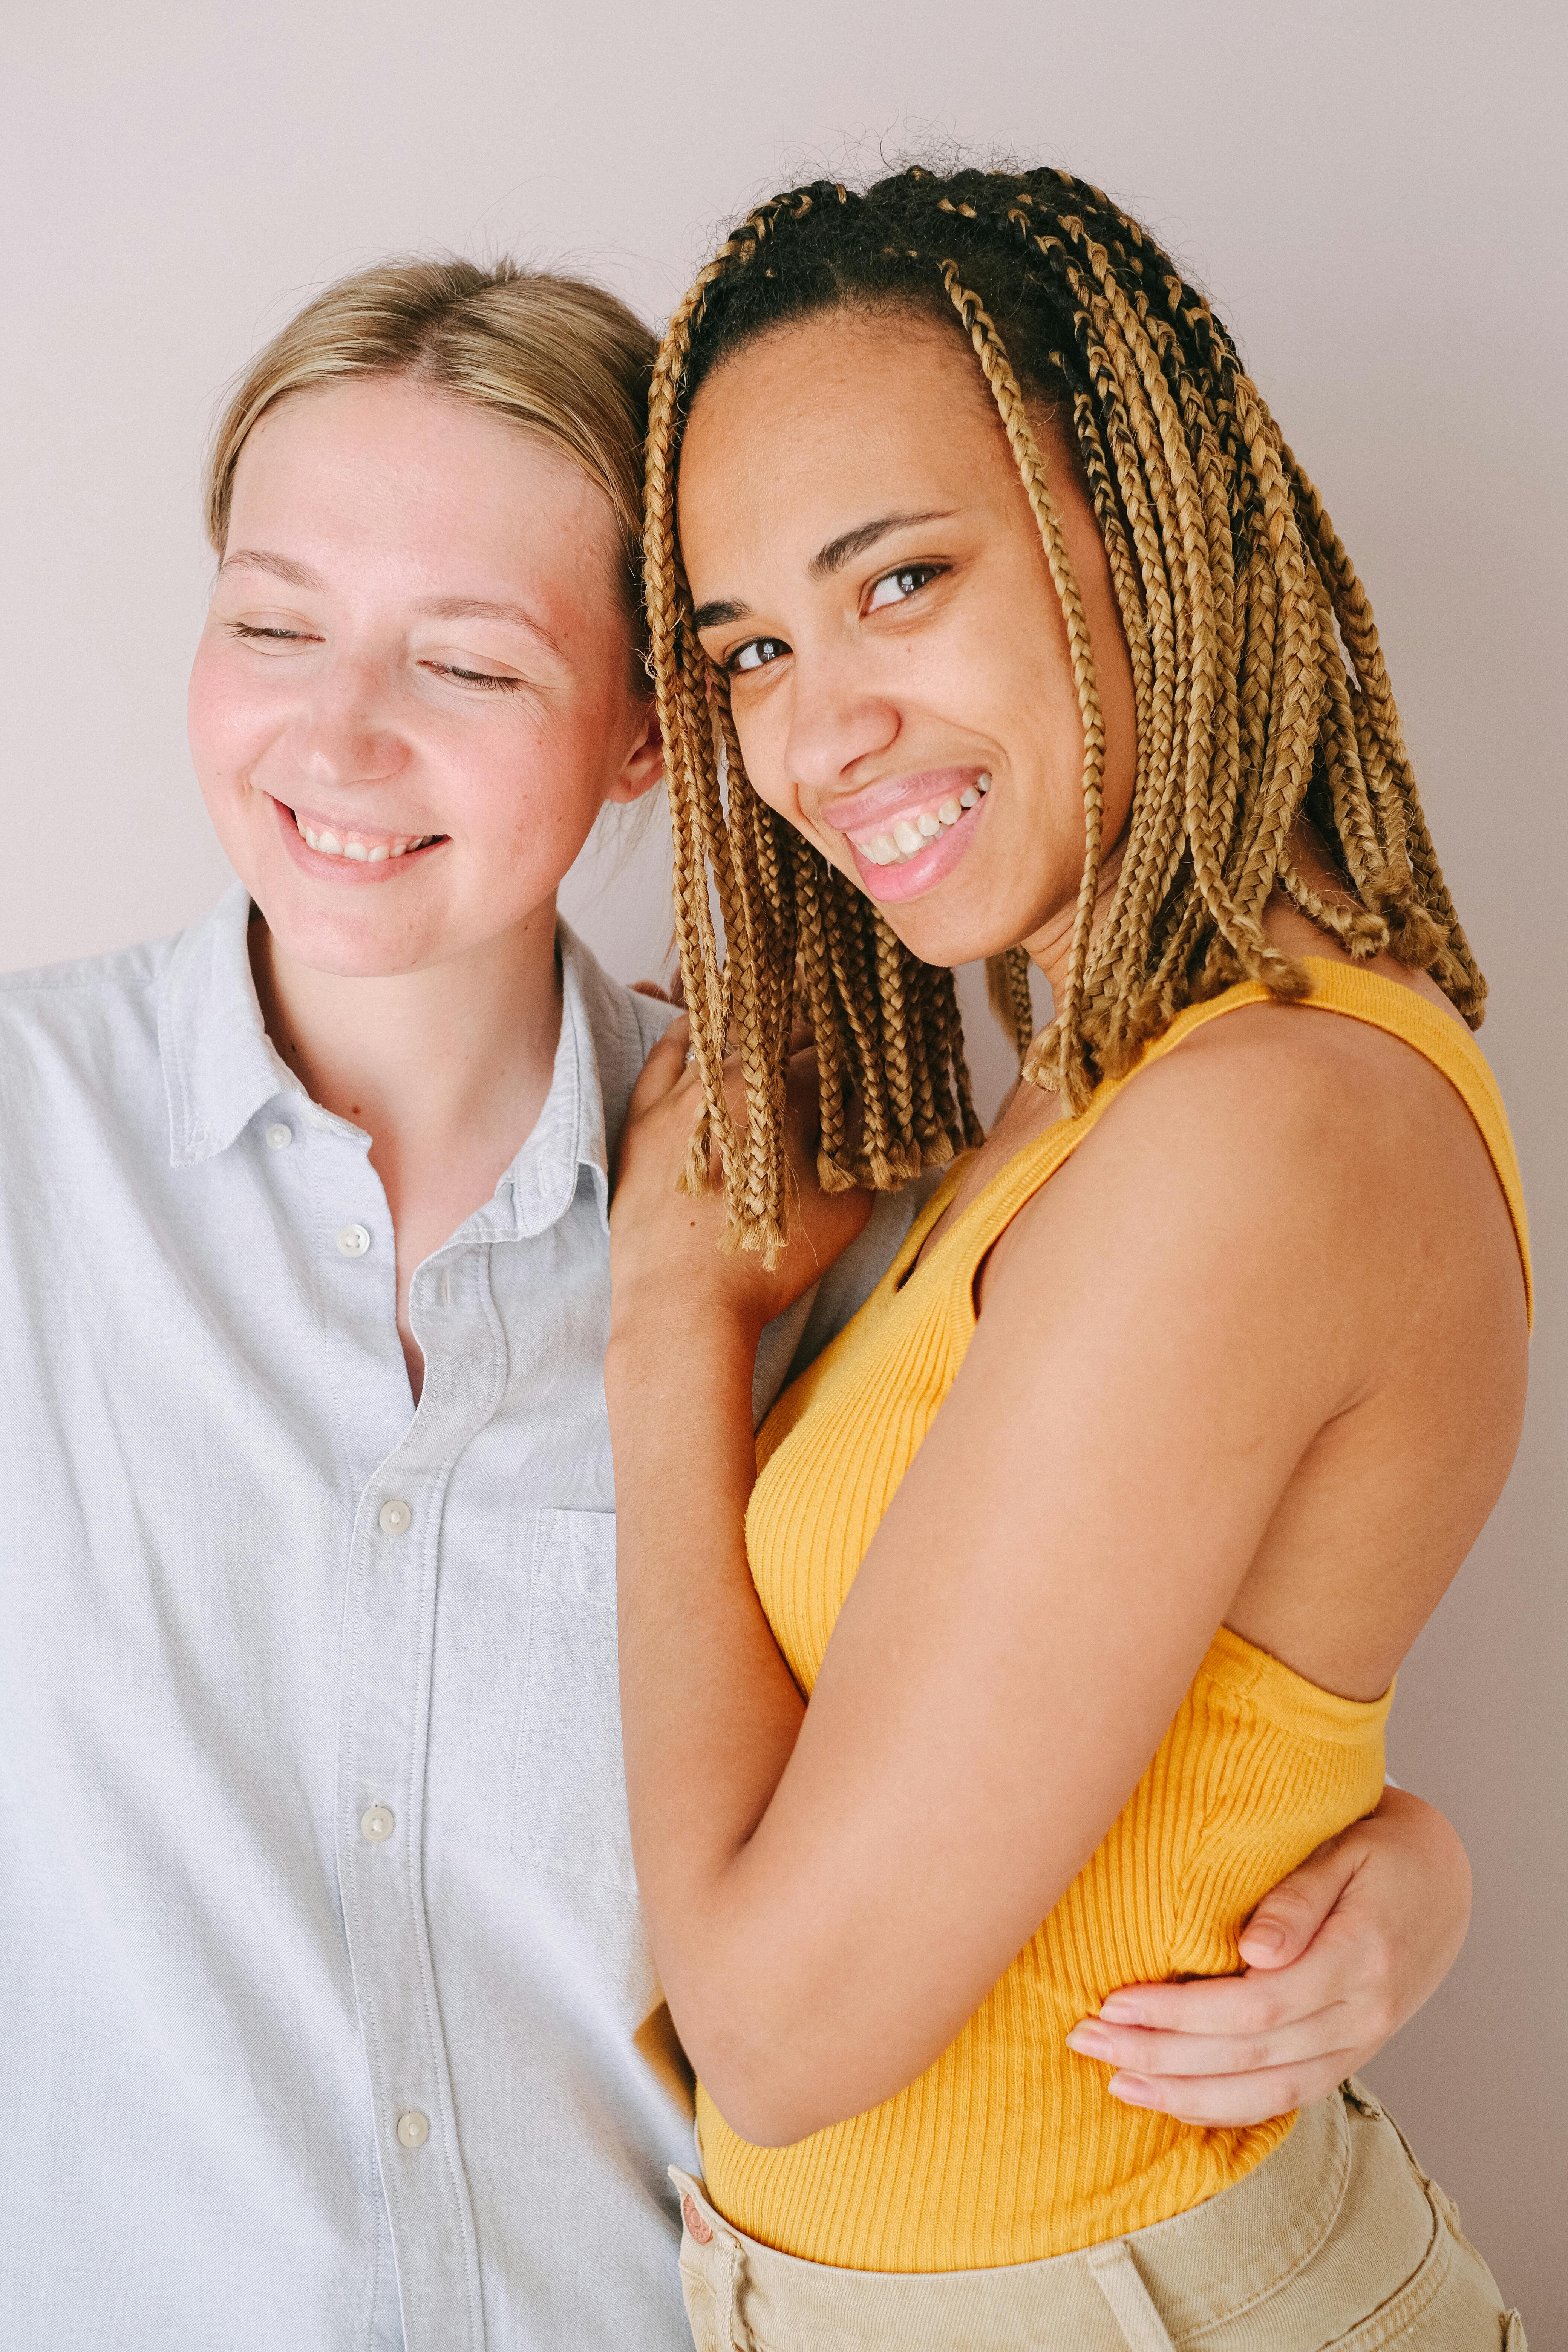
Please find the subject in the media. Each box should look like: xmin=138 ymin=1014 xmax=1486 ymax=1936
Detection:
xmin=672 ymin=2081 xmax=1524 ymax=2350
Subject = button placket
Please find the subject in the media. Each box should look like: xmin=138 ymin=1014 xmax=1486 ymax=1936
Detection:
xmin=334 ymin=1245 xmax=491 ymax=2352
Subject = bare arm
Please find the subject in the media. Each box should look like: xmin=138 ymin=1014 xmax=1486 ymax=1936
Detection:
xmin=608 ymin=1012 xmax=1514 ymax=2146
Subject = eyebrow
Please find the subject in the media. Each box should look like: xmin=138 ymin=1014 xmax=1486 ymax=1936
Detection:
xmin=416 ymin=593 xmax=565 ymax=660
xmin=691 ymin=508 xmax=957 ymax=634
xmin=810 ymin=508 xmax=955 ymax=579
xmin=219 ymin=549 xmax=323 ymax=588
xmin=217 ymin=558 xmax=565 ymax=660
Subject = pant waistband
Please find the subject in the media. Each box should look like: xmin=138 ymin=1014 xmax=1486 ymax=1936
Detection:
xmin=671 ymin=2082 xmax=1447 ymax=2352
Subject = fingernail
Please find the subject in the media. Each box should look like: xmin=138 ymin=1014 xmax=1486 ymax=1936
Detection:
xmin=1106 ymin=2073 xmax=1154 ymax=2105
xmin=1066 ymin=2024 xmax=1113 ymax=2060
xmin=1097 ymin=1995 xmax=1145 ymax=2025
xmin=1240 ymin=1922 xmax=1284 ymax=1957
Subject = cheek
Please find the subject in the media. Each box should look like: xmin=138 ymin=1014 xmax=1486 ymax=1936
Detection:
xmin=727 ymin=698 xmax=797 ymax=823
xmin=186 ymin=640 xmax=271 ymax=790
xmin=456 ymin=705 xmax=608 ymax=875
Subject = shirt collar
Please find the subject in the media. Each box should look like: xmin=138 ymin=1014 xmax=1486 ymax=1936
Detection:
xmin=158 ymin=884 xmax=623 ymax=1239
xmin=160 ymin=884 xmax=295 ymax=1166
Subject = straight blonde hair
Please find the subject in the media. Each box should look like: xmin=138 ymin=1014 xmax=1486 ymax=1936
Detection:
xmin=205 ymin=257 xmax=656 ymax=645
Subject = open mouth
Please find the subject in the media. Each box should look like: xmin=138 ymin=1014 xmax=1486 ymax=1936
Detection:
xmin=291 ymin=809 xmax=443 ymax=861
xmin=835 ymin=770 xmax=991 ymax=902
xmin=846 ymin=772 xmax=989 ymax=868
xmin=276 ymin=797 xmax=450 ymax=870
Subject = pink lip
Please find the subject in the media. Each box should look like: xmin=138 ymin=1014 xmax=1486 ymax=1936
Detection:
xmin=847 ymin=792 xmax=988 ymax=903
xmin=820 ymin=766 xmax=986 ymax=836
xmin=270 ymin=795 xmax=449 ymax=884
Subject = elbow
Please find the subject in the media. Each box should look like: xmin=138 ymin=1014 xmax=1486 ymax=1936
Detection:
xmin=695 ymin=2050 xmax=838 ymax=2150
xmin=671 ymin=1985 xmax=858 ymax=2149
xmin=677 ymin=1985 xmax=893 ymax=2154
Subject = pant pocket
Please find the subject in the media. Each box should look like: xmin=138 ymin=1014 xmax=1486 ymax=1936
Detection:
xmin=1321 ymin=2151 xmax=1520 ymax=2349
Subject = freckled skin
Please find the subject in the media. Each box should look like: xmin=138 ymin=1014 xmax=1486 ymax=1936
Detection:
xmin=186 ymin=375 xmax=664 ymax=1393
xmin=189 ymin=373 xmax=658 ymax=985
xmin=677 ymin=310 xmax=1138 ymax=973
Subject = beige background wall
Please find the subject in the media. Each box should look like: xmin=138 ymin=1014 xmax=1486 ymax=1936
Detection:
xmin=7 ymin=0 xmax=1563 ymax=2323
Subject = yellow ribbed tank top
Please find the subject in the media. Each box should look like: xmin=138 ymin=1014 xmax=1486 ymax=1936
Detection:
xmin=697 ymin=962 xmax=1532 ymax=2271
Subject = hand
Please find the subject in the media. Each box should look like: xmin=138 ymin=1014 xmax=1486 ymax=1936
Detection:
xmin=1063 ymin=1787 xmax=1470 ymax=2125
xmin=609 ymin=1016 xmax=872 ymax=1347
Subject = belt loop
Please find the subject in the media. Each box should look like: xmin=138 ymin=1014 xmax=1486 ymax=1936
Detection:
xmin=671 ymin=2167 xmax=746 ymax=2351
xmin=1087 ymin=2239 xmax=1179 ymax=2351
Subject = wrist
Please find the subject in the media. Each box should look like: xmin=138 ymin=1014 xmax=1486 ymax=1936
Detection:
xmin=605 ymin=1292 xmax=760 ymax=1403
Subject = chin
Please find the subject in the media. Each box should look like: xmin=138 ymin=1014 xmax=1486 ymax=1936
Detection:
xmin=251 ymin=886 xmax=442 ymax=980
xmin=876 ymin=897 xmax=1026 ymax=974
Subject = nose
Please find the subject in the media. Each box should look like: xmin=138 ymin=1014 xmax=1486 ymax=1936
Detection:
xmin=781 ymin=642 xmax=901 ymax=797
xmin=289 ymin=648 xmax=407 ymax=794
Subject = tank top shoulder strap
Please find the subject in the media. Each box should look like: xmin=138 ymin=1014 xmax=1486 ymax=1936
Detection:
xmin=931 ymin=960 xmax=1533 ymax=1325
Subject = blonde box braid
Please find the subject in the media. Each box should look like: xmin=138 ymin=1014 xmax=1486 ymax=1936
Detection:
xmin=644 ymin=167 xmax=1483 ymax=1257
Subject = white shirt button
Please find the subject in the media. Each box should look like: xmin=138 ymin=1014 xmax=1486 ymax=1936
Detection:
xmin=396 ymin=2109 xmax=430 ymax=2149
xmin=265 ymin=1122 xmax=292 ymax=1151
xmin=335 ymin=1223 xmax=372 ymax=1259
xmin=378 ymin=1498 xmax=412 ymax=1537
xmin=360 ymin=1805 xmax=395 ymax=1843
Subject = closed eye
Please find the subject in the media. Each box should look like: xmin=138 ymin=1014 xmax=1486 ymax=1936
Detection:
xmin=728 ymin=635 xmax=790 ymax=676
xmin=866 ymin=562 xmax=947 ymax=613
xmin=424 ymin=662 xmax=522 ymax=693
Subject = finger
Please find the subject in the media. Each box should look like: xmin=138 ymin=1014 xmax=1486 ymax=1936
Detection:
xmin=625 ymin=1017 xmax=694 ymax=1117
xmin=1106 ymin=2050 xmax=1363 ymax=2129
xmin=1236 ymin=1831 xmax=1360 ymax=1969
xmin=630 ymin=978 xmax=673 ymax=1002
xmin=1067 ymin=2005 xmax=1360 ymax=2081
xmin=1097 ymin=1946 xmax=1345 ymax=2037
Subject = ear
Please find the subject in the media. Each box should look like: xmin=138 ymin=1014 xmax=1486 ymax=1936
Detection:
xmin=605 ymin=694 xmax=666 ymax=806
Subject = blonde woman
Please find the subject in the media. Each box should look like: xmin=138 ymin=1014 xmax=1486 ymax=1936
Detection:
xmin=607 ymin=168 xmax=1530 ymax=2346
xmin=2 ymin=255 xmax=856 ymax=2350
xmin=0 ymin=246 xmax=1479 ymax=2350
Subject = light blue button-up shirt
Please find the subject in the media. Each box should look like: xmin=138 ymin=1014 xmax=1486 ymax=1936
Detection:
xmin=0 ymin=884 xmax=913 ymax=2352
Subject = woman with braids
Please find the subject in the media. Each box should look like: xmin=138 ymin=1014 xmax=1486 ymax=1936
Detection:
xmin=606 ymin=165 xmax=1531 ymax=2348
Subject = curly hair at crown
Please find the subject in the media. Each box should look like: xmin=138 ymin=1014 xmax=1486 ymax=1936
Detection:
xmin=643 ymin=164 xmax=1482 ymax=1260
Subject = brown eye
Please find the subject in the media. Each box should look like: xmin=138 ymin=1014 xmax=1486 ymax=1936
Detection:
xmin=867 ymin=563 xmax=943 ymax=612
xmin=730 ymin=636 xmax=788 ymax=675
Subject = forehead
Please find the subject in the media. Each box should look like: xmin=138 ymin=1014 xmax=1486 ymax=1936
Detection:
xmin=676 ymin=308 xmax=1014 ymax=574
xmin=229 ymin=376 xmax=617 ymax=584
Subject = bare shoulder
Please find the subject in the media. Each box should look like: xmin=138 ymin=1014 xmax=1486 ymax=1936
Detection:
xmin=993 ymin=980 xmax=1526 ymax=1372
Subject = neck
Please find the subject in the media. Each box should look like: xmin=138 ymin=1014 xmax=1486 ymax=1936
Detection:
xmin=250 ymin=903 xmax=564 ymax=1237
xmin=1021 ymin=838 xmax=1129 ymax=1008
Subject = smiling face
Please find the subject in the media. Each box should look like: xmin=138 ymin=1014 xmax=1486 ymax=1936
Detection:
xmin=677 ymin=306 xmax=1137 ymax=973
xmin=188 ymin=373 xmax=662 ymax=979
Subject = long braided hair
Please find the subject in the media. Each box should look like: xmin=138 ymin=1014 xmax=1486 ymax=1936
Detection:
xmin=643 ymin=165 xmax=1483 ymax=1260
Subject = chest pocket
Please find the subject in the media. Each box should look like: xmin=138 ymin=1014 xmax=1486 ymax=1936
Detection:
xmin=509 ymin=1508 xmax=636 ymax=1891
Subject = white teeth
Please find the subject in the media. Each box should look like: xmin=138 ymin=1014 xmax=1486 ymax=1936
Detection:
xmin=855 ymin=778 xmax=991 ymax=870
xmin=860 ymin=781 xmax=992 ymax=875
xmin=294 ymin=811 xmax=437 ymax=861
